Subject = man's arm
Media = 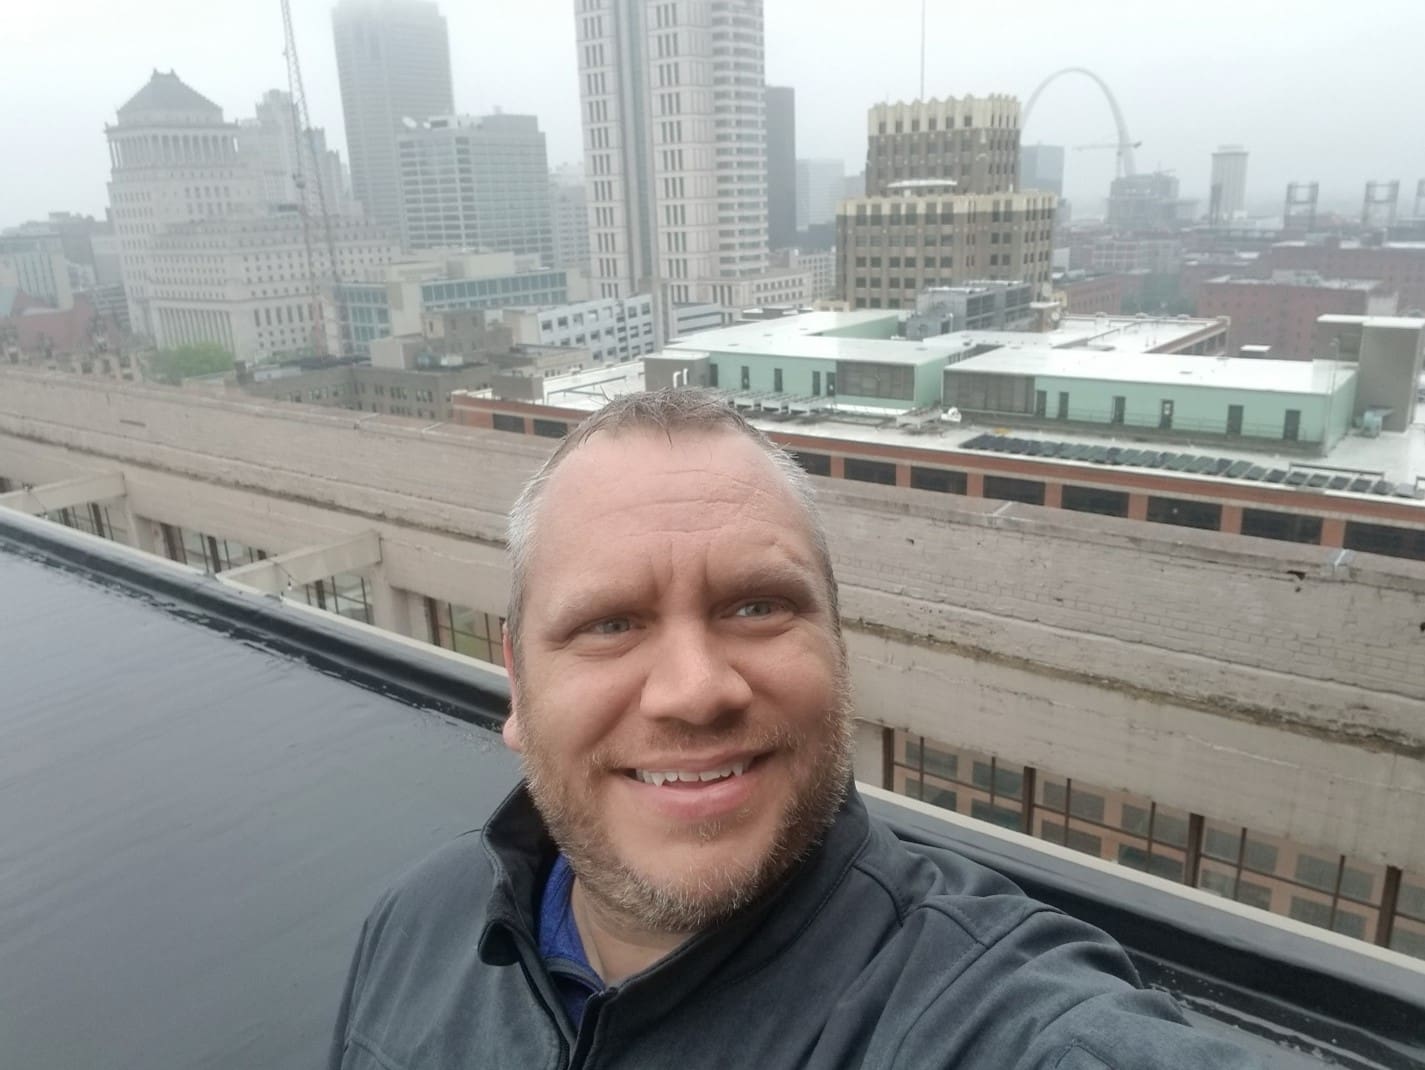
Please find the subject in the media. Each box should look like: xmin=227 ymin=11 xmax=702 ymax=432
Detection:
xmin=326 ymin=917 xmax=370 ymax=1070
xmin=876 ymin=903 xmax=1264 ymax=1069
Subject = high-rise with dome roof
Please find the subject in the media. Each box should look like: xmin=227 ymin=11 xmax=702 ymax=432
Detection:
xmin=104 ymin=70 xmax=259 ymax=338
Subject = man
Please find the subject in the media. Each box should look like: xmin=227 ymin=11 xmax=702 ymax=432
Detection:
xmin=330 ymin=389 xmax=1258 ymax=1069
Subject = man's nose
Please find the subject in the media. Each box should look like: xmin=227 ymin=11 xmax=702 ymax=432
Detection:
xmin=638 ymin=617 xmax=753 ymax=725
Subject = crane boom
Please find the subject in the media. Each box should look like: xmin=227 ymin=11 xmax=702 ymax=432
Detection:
xmin=281 ymin=0 xmax=348 ymax=357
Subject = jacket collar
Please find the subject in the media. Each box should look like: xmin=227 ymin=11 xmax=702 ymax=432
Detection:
xmin=476 ymin=781 xmax=872 ymax=1024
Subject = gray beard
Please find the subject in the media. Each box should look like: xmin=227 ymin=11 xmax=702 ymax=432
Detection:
xmin=518 ymin=677 xmax=855 ymax=936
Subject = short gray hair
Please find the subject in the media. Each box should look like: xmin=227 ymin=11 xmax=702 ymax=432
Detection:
xmin=505 ymin=388 xmax=838 ymax=658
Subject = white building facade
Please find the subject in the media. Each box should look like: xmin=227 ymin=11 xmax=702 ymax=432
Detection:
xmin=501 ymin=293 xmax=656 ymax=363
xmin=1210 ymin=145 xmax=1249 ymax=225
xmin=396 ymin=114 xmax=554 ymax=262
xmin=239 ymin=90 xmax=351 ymax=217
xmin=105 ymin=70 xmax=261 ymax=339
xmin=146 ymin=213 xmax=398 ymax=361
xmin=551 ymin=165 xmax=592 ymax=273
xmin=576 ymin=0 xmax=806 ymax=328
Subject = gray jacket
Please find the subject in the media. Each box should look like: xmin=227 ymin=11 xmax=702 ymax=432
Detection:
xmin=329 ymin=786 xmax=1258 ymax=1069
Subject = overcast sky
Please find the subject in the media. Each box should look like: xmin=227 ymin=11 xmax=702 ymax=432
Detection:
xmin=5 ymin=0 xmax=1424 ymax=227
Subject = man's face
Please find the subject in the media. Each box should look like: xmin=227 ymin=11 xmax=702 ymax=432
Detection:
xmin=504 ymin=428 xmax=852 ymax=934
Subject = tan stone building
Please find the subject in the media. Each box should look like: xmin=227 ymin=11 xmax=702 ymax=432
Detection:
xmin=836 ymin=188 xmax=1056 ymax=309
xmin=864 ymin=95 xmax=1021 ymax=197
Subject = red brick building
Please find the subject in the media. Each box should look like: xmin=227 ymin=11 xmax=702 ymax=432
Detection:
xmin=1260 ymin=239 xmax=1425 ymax=314
xmin=1056 ymin=273 xmax=1133 ymax=315
xmin=1199 ymin=272 xmax=1396 ymax=359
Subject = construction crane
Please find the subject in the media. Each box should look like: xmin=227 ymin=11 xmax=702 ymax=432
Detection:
xmin=281 ymin=0 xmax=347 ymax=357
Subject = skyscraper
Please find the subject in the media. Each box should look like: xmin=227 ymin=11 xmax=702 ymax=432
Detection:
xmin=766 ymin=86 xmax=797 ymax=249
xmin=396 ymin=114 xmax=554 ymax=261
xmin=578 ymin=0 xmax=802 ymax=324
xmin=796 ymin=158 xmax=845 ymax=231
xmin=332 ymin=0 xmax=454 ymax=231
xmin=105 ymin=70 xmax=260 ymax=338
xmin=864 ymin=96 xmax=1020 ymax=196
xmin=550 ymin=164 xmax=592 ymax=273
xmin=1210 ymin=145 xmax=1248 ymax=225
xmin=239 ymin=90 xmax=350 ymax=217
xmin=1020 ymin=144 xmax=1065 ymax=197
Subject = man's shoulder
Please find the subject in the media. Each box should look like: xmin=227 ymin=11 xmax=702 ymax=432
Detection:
xmin=364 ymin=830 xmax=493 ymax=940
xmin=853 ymin=810 xmax=1047 ymax=941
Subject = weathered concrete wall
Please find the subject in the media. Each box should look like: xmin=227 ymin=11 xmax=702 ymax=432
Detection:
xmin=2 ymin=370 xmax=1422 ymax=868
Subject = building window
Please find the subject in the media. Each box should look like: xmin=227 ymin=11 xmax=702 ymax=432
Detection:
xmin=843 ymin=457 xmax=896 ymax=485
xmin=532 ymin=419 xmax=568 ymax=439
xmin=740 ymin=365 xmax=750 ymax=390
xmin=426 ymin=598 xmax=505 ymax=667
xmin=1146 ymin=496 xmax=1223 ymax=531
xmin=492 ymin=412 xmax=526 ymax=434
xmin=773 ymin=368 xmax=783 ymax=393
xmin=1342 ymin=522 xmax=1425 ymax=562
xmin=910 ymin=467 xmax=967 ymax=494
xmin=1061 ymin=485 xmax=1129 ymax=517
xmin=789 ymin=451 xmax=831 ymax=476
xmin=983 ymin=476 xmax=1045 ymax=505
xmin=1241 ymin=509 xmax=1323 ymax=545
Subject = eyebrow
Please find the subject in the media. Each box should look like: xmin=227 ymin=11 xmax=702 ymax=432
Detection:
xmin=540 ymin=558 xmax=827 ymax=636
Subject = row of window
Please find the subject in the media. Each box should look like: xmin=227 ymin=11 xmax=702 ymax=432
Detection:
xmin=892 ymin=732 xmax=1424 ymax=959
xmin=791 ymin=452 xmax=1425 ymax=561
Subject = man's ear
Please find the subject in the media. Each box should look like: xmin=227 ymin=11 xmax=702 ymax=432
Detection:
xmin=502 ymin=626 xmax=523 ymax=753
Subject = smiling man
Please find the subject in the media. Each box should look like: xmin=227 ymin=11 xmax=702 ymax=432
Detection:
xmin=329 ymin=389 xmax=1257 ymax=1069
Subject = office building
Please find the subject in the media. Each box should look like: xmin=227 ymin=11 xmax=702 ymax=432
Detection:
xmin=1199 ymin=272 xmax=1398 ymax=358
xmin=1020 ymin=144 xmax=1065 ymax=197
xmin=0 ymin=233 xmax=74 ymax=310
xmin=575 ymin=0 xmax=808 ymax=324
xmin=105 ymin=70 xmax=260 ymax=338
xmin=766 ymin=86 xmax=797 ymax=249
xmin=1107 ymin=171 xmax=1190 ymax=231
xmin=332 ymin=0 xmax=454 ymax=230
xmin=864 ymin=96 xmax=1021 ymax=197
xmin=396 ymin=114 xmax=554 ymax=261
xmin=239 ymin=90 xmax=350 ymax=216
xmin=901 ymin=280 xmax=1034 ymax=338
xmin=499 ymin=293 xmax=655 ymax=363
xmin=836 ymin=187 xmax=1055 ymax=309
xmin=335 ymin=250 xmax=577 ymax=356
xmin=145 ymin=212 xmax=398 ymax=361
xmin=1261 ymin=238 xmax=1425 ymax=314
xmin=773 ymin=248 xmax=837 ymax=301
xmin=550 ymin=164 xmax=591 ymax=273
xmin=796 ymin=158 xmax=845 ymax=231
xmin=1209 ymin=145 xmax=1248 ymax=225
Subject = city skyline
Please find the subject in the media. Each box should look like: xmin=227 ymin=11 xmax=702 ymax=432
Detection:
xmin=6 ymin=0 xmax=1425 ymax=227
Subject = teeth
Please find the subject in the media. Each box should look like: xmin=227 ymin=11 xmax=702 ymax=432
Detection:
xmin=636 ymin=761 xmax=749 ymax=786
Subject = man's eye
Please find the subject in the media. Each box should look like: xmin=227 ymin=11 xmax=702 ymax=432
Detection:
xmin=734 ymin=600 xmax=780 ymax=619
xmin=588 ymin=617 xmax=632 ymax=635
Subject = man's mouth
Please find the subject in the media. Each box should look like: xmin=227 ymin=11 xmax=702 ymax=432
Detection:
xmin=623 ymin=754 xmax=764 ymax=787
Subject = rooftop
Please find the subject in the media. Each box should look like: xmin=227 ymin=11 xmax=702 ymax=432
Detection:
xmin=946 ymin=351 xmax=1357 ymax=397
xmin=483 ymin=361 xmax=1425 ymax=496
xmin=116 ymin=69 xmax=223 ymax=121
xmin=1 ymin=509 xmax=1420 ymax=1068
xmin=1207 ymin=273 xmax=1390 ymax=292
xmin=664 ymin=310 xmax=1225 ymax=366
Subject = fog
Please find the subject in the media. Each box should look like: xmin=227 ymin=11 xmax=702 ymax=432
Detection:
xmin=5 ymin=0 xmax=1424 ymax=223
